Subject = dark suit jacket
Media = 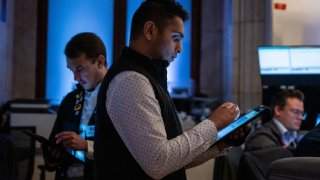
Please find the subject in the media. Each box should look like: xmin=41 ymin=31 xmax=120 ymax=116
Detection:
xmin=44 ymin=85 xmax=95 ymax=180
xmin=245 ymin=120 xmax=283 ymax=151
xmin=294 ymin=124 xmax=320 ymax=157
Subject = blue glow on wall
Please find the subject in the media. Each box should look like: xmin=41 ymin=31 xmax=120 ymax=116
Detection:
xmin=46 ymin=0 xmax=114 ymax=105
xmin=126 ymin=0 xmax=192 ymax=90
xmin=126 ymin=0 xmax=144 ymax=45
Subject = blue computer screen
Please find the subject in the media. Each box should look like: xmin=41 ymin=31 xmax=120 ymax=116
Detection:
xmin=258 ymin=46 xmax=320 ymax=75
xmin=258 ymin=46 xmax=320 ymax=86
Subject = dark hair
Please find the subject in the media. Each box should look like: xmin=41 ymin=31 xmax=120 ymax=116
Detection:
xmin=64 ymin=32 xmax=107 ymax=66
xmin=271 ymin=89 xmax=305 ymax=113
xmin=130 ymin=0 xmax=189 ymax=41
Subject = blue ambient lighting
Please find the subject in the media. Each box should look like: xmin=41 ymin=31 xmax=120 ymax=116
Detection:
xmin=46 ymin=0 xmax=114 ymax=105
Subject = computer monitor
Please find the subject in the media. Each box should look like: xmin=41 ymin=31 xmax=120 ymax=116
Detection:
xmin=258 ymin=46 xmax=320 ymax=86
xmin=315 ymin=113 xmax=320 ymax=127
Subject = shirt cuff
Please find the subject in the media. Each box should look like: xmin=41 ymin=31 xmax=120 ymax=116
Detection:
xmin=85 ymin=140 xmax=94 ymax=159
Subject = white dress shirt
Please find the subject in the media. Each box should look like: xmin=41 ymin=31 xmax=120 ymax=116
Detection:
xmin=79 ymin=83 xmax=100 ymax=159
xmin=71 ymin=84 xmax=99 ymax=161
xmin=273 ymin=118 xmax=297 ymax=147
xmin=106 ymin=71 xmax=225 ymax=179
xmin=67 ymin=84 xmax=100 ymax=177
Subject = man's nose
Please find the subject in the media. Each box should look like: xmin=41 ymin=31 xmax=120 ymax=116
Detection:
xmin=177 ymin=42 xmax=182 ymax=53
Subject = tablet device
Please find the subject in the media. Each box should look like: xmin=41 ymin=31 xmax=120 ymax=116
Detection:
xmin=22 ymin=130 xmax=85 ymax=162
xmin=22 ymin=130 xmax=51 ymax=145
xmin=215 ymin=105 xmax=269 ymax=143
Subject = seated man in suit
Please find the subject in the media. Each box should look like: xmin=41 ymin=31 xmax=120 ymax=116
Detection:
xmin=245 ymin=89 xmax=305 ymax=152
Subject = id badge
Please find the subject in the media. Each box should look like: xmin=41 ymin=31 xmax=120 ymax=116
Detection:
xmin=85 ymin=125 xmax=95 ymax=138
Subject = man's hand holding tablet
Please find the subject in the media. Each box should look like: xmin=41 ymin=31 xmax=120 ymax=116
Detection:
xmin=206 ymin=104 xmax=269 ymax=149
xmin=208 ymin=102 xmax=241 ymax=131
xmin=215 ymin=105 xmax=270 ymax=148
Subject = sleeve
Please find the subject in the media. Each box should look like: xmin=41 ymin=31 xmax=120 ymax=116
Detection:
xmin=43 ymin=94 xmax=70 ymax=171
xmin=186 ymin=144 xmax=227 ymax=169
xmin=47 ymin=92 xmax=74 ymax=142
xmin=106 ymin=71 xmax=219 ymax=179
xmin=85 ymin=140 xmax=94 ymax=159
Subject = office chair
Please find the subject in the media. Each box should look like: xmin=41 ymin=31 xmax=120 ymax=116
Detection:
xmin=0 ymin=134 xmax=18 ymax=179
xmin=267 ymin=157 xmax=320 ymax=180
xmin=213 ymin=146 xmax=243 ymax=180
xmin=238 ymin=147 xmax=292 ymax=180
xmin=10 ymin=126 xmax=36 ymax=180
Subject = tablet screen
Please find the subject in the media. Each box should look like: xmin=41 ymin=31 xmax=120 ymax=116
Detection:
xmin=216 ymin=105 xmax=269 ymax=143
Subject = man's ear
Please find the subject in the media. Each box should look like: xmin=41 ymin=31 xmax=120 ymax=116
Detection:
xmin=96 ymin=55 xmax=106 ymax=68
xmin=143 ymin=21 xmax=157 ymax=40
xmin=274 ymin=106 xmax=282 ymax=116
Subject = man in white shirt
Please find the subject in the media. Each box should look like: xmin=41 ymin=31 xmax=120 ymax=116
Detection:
xmin=95 ymin=0 xmax=246 ymax=179
xmin=42 ymin=32 xmax=108 ymax=180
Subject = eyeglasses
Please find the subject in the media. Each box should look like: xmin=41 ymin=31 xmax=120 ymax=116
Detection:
xmin=289 ymin=108 xmax=307 ymax=120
